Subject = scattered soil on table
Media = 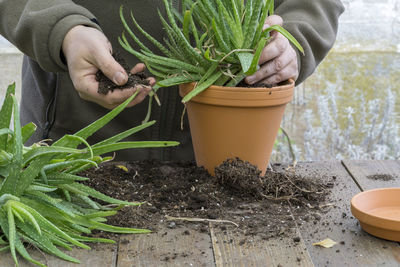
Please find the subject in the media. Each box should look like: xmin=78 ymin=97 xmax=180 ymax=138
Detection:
xmin=366 ymin=174 xmax=394 ymax=181
xmin=82 ymin=158 xmax=334 ymax=242
xmin=95 ymin=53 xmax=150 ymax=94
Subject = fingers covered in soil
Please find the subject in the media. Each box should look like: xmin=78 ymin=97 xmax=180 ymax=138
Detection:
xmin=96 ymin=53 xmax=150 ymax=94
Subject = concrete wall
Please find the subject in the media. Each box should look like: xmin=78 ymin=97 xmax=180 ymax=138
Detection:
xmin=0 ymin=38 xmax=23 ymax=103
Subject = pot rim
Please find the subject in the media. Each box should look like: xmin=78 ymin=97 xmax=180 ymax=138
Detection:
xmin=351 ymin=188 xmax=400 ymax=230
xmin=179 ymin=79 xmax=295 ymax=107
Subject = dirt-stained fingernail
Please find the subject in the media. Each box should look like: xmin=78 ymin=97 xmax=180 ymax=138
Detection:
xmin=113 ymin=71 xmax=127 ymax=85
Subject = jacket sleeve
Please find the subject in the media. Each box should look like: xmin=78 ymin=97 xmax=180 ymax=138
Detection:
xmin=275 ymin=0 xmax=345 ymax=85
xmin=0 ymin=0 xmax=101 ymax=72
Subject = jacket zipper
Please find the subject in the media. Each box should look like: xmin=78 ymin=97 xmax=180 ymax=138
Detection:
xmin=42 ymin=75 xmax=59 ymax=140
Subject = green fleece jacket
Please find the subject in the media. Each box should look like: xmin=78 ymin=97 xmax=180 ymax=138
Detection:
xmin=0 ymin=0 xmax=344 ymax=161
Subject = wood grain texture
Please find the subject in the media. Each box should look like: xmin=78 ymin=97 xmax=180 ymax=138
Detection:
xmin=342 ymin=160 xmax=400 ymax=190
xmin=0 ymin=243 xmax=118 ymax=267
xmin=210 ymin=222 xmax=313 ymax=267
xmin=117 ymin=225 xmax=215 ymax=267
xmin=287 ymin=161 xmax=400 ymax=266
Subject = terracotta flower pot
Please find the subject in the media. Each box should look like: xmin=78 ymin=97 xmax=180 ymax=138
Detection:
xmin=179 ymin=79 xmax=295 ymax=176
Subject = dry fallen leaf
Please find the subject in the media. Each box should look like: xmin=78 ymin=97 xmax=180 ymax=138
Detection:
xmin=115 ymin=165 xmax=128 ymax=172
xmin=312 ymin=238 xmax=338 ymax=248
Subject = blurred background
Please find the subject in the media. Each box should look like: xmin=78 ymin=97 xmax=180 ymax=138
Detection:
xmin=0 ymin=0 xmax=399 ymax=162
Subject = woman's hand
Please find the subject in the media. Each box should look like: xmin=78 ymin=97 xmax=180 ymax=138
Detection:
xmin=245 ymin=15 xmax=299 ymax=85
xmin=62 ymin=25 xmax=155 ymax=109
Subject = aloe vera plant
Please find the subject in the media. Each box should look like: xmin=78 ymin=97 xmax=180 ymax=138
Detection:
xmin=119 ymin=0 xmax=303 ymax=103
xmin=0 ymin=83 xmax=178 ymax=266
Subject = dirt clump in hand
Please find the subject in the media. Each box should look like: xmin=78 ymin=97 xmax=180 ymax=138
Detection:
xmin=95 ymin=52 xmax=150 ymax=94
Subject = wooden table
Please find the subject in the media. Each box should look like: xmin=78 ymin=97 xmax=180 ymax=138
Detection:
xmin=1 ymin=160 xmax=400 ymax=266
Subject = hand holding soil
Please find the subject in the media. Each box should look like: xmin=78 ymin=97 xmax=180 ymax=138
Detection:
xmin=62 ymin=25 xmax=153 ymax=109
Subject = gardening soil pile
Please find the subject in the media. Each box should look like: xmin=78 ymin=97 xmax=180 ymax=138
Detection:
xmin=82 ymin=159 xmax=335 ymax=241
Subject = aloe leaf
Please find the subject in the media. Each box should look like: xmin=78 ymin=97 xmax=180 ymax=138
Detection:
xmin=243 ymin=0 xmax=263 ymax=48
xmin=262 ymin=25 xmax=304 ymax=54
xmin=59 ymin=184 xmax=89 ymax=197
xmin=157 ymin=10 xmax=200 ymax=66
xmin=89 ymin=141 xmax=179 ymax=157
xmin=0 ymin=210 xmax=45 ymax=267
xmin=76 ymin=216 xmax=150 ymax=234
xmin=267 ymin=0 xmax=274 ymax=15
xmin=17 ymin=222 xmax=81 ymax=263
xmin=119 ymin=5 xmax=151 ymax=54
xmin=11 ymin=203 xmax=41 ymax=235
xmin=27 ymin=184 xmax=57 ymax=193
xmin=83 ymin=210 xmax=117 ymax=219
xmin=76 ymin=195 xmax=101 ymax=210
xmin=236 ymin=52 xmax=254 ymax=74
xmin=22 ymin=146 xmax=83 ymax=165
xmin=157 ymin=75 xmax=199 ymax=88
xmin=188 ymin=7 xmax=202 ymax=51
xmin=245 ymin=37 xmax=268 ymax=75
xmin=0 ymin=234 xmax=7 ymax=244
xmin=0 ymin=97 xmax=23 ymax=195
xmin=243 ymin=0 xmax=254 ymax=34
xmin=182 ymin=70 xmax=223 ymax=103
xmin=0 ymin=245 xmax=10 ymax=252
xmin=92 ymin=120 xmax=156 ymax=148
xmin=15 ymin=201 xmax=90 ymax=249
xmin=0 ymin=83 xmax=15 ymax=150
xmin=230 ymin=0 xmax=242 ymax=32
xmin=0 ymin=128 xmax=12 ymax=137
xmin=127 ymin=8 xmax=173 ymax=58
xmin=163 ymin=38 xmax=187 ymax=62
xmin=68 ymin=233 xmax=115 ymax=243
xmin=46 ymin=172 xmax=89 ymax=183
xmin=46 ymin=234 xmax=73 ymax=250
xmin=53 ymin=91 xmax=138 ymax=148
xmin=41 ymin=159 xmax=97 ymax=178
xmin=182 ymin=10 xmax=191 ymax=40
xmin=211 ymin=19 xmax=231 ymax=53
xmin=21 ymin=123 xmax=37 ymax=144
xmin=162 ymin=0 xmax=208 ymax=67
xmin=68 ymin=182 xmax=141 ymax=206
xmin=20 ymin=197 xmax=75 ymax=223
xmin=6 ymin=204 xmax=18 ymax=265
xmin=141 ymin=50 xmax=204 ymax=74
xmin=216 ymin=0 xmax=243 ymax=48
xmin=250 ymin=0 xmax=269 ymax=48
xmin=24 ymin=191 xmax=79 ymax=219
xmin=11 ymin=207 xmax=24 ymax=223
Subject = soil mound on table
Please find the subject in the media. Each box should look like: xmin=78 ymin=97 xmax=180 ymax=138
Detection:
xmin=82 ymin=159 xmax=334 ymax=241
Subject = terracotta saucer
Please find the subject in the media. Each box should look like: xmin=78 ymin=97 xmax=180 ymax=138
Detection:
xmin=351 ymin=188 xmax=400 ymax=242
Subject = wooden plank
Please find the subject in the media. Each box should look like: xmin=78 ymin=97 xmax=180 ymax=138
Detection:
xmin=117 ymin=225 xmax=215 ymax=267
xmin=342 ymin=160 xmax=400 ymax=189
xmin=286 ymin=161 xmax=400 ymax=266
xmin=0 ymin=243 xmax=118 ymax=267
xmin=209 ymin=222 xmax=313 ymax=267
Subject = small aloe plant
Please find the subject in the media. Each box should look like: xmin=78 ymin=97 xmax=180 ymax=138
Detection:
xmin=119 ymin=0 xmax=303 ymax=103
xmin=0 ymin=83 xmax=178 ymax=266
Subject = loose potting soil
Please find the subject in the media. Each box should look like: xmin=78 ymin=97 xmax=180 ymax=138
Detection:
xmin=82 ymin=158 xmax=335 ymax=241
xmin=95 ymin=53 xmax=150 ymax=94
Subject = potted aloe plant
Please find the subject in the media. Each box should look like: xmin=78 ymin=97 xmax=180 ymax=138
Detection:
xmin=0 ymin=84 xmax=178 ymax=266
xmin=119 ymin=0 xmax=303 ymax=175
